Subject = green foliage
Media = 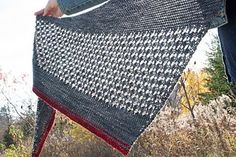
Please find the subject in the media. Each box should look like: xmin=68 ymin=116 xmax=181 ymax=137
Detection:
xmin=0 ymin=125 xmax=27 ymax=157
xmin=4 ymin=143 xmax=29 ymax=157
xmin=2 ymin=125 xmax=30 ymax=157
xmin=0 ymin=143 xmax=6 ymax=153
xmin=201 ymin=35 xmax=236 ymax=104
xmin=4 ymin=144 xmax=18 ymax=157
xmin=3 ymin=126 xmax=16 ymax=147
xmin=0 ymin=118 xmax=34 ymax=157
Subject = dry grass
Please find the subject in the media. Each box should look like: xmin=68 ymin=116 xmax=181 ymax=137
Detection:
xmin=41 ymin=95 xmax=236 ymax=157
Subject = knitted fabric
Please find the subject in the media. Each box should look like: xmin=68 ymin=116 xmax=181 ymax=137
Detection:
xmin=32 ymin=0 xmax=227 ymax=156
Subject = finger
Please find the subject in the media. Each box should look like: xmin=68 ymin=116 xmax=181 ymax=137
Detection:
xmin=43 ymin=7 xmax=51 ymax=16
xmin=34 ymin=9 xmax=44 ymax=16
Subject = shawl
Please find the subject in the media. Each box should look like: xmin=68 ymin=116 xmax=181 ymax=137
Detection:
xmin=32 ymin=0 xmax=227 ymax=156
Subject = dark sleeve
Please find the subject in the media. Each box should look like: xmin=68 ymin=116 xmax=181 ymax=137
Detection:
xmin=225 ymin=0 xmax=236 ymax=22
xmin=57 ymin=0 xmax=108 ymax=15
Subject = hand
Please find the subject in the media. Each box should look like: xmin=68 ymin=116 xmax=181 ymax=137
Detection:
xmin=34 ymin=0 xmax=63 ymax=17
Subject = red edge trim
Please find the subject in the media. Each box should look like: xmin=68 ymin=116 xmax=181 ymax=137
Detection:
xmin=32 ymin=108 xmax=56 ymax=157
xmin=32 ymin=86 xmax=130 ymax=156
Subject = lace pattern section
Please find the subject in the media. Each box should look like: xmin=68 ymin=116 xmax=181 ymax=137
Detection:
xmin=35 ymin=20 xmax=206 ymax=119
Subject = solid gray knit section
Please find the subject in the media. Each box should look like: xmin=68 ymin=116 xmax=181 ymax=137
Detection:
xmin=32 ymin=100 xmax=55 ymax=155
xmin=37 ymin=0 xmax=226 ymax=33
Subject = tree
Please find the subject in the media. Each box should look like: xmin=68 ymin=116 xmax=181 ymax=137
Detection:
xmin=178 ymin=69 xmax=209 ymax=122
xmin=0 ymin=68 xmax=36 ymax=156
xmin=201 ymin=35 xmax=236 ymax=104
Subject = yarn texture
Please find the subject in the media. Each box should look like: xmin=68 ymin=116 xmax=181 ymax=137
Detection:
xmin=32 ymin=0 xmax=227 ymax=156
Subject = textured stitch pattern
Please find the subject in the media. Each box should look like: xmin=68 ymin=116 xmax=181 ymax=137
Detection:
xmin=35 ymin=21 xmax=206 ymax=118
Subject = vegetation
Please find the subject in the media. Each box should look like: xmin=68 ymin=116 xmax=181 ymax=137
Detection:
xmin=201 ymin=36 xmax=236 ymax=104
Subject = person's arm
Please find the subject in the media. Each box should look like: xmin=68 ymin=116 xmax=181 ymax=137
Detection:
xmin=35 ymin=0 xmax=108 ymax=17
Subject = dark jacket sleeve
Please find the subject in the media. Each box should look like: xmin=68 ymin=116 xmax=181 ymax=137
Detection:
xmin=57 ymin=0 xmax=108 ymax=15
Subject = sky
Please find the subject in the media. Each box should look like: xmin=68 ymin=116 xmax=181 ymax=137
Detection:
xmin=0 ymin=0 xmax=48 ymax=75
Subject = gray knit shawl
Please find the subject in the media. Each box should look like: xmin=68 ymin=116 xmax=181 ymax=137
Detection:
xmin=32 ymin=0 xmax=227 ymax=156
